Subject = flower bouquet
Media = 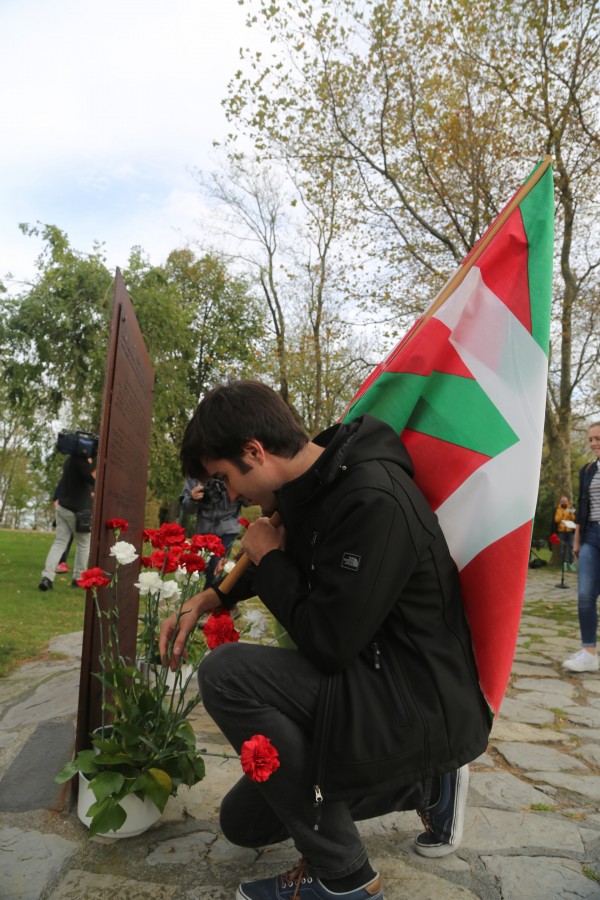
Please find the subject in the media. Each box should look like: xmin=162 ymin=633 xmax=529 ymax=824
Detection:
xmin=55 ymin=517 xmax=266 ymax=838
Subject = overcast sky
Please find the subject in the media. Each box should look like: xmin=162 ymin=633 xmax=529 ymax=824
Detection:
xmin=0 ymin=0 xmax=260 ymax=289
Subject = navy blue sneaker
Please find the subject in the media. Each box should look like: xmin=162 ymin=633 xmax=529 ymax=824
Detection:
xmin=236 ymin=859 xmax=383 ymax=900
xmin=415 ymin=764 xmax=469 ymax=857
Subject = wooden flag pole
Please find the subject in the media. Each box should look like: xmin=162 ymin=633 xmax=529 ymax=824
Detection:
xmin=216 ymin=511 xmax=281 ymax=595
xmin=213 ymin=156 xmax=554 ymax=598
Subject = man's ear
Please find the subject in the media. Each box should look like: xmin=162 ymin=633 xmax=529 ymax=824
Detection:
xmin=241 ymin=439 xmax=266 ymax=464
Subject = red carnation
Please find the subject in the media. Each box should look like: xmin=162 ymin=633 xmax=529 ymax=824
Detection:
xmin=202 ymin=610 xmax=240 ymax=650
xmin=240 ymin=734 xmax=280 ymax=782
xmin=146 ymin=548 xmax=182 ymax=573
xmin=143 ymin=528 xmax=157 ymax=545
xmin=151 ymin=522 xmax=187 ymax=549
xmin=77 ymin=567 xmax=111 ymax=589
xmin=549 ymin=533 xmax=561 ymax=545
xmin=190 ymin=533 xmax=226 ymax=557
xmin=106 ymin=518 xmax=128 ymax=533
xmin=179 ymin=551 xmax=207 ymax=574
xmin=238 ymin=517 xmax=250 ymax=529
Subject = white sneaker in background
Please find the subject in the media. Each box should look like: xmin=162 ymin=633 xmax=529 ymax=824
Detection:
xmin=563 ymin=649 xmax=599 ymax=672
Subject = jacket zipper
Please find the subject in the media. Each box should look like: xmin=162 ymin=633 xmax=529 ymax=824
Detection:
xmin=313 ymin=675 xmax=335 ymax=830
xmin=372 ymin=641 xmax=381 ymax=670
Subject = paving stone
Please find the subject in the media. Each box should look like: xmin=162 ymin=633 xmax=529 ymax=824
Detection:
xmin=510 ymin=662 xmax=562 ymax=677
xmin=512 ymin=677 xmax=576 ymax=697
xmin=524 ymin=772 xmax=600 ymax=801
xmin=0 ymin=827 xmax=79 ymax=900
xmin=574 ymin=744 xmax=600 ymax=768
xmin=469 ymin=771 xmax=557 ymax=810
xmin=507 ymin=690 xmax=578 ymax=710
xmin=472 ymin=751 xmax=495 ymax=767
xmin=481 ymin=855 xmax=600 ymax=898
xmin=207 ymin=835 xmax=259 ymax=863
xmin=497 ymin=697 xmax=556 ymax=724
xmin=490 ymin=720 xmax=567 ymax=743
xmin=566 ymin=728 xmax=600 ymax=741
xmin=47 ymin=631 xmax=83 ymax=658
xmin=181 ymin=887 xmax=230 ymax=900
xmin=581 ymin=681 xmax=600 ymax=695
xmin=465 ymin=807 xmax=584 ymax=852
xmin=372 ymin=857 xmax=479 ymax=899
xmin=0 ymin=669 xmax=80 ymax=728
xmin=146 ymin=830 xmax=216 ymax=864
xmin=47 ymin=870 xmax=178 ymax=898
xmin=495 ymin=742 xmax=590 ymax=772
xmin=561 ymin=706 xmax=600 ymax=728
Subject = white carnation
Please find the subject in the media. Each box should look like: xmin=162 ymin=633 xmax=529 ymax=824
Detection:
xmin=134 ymin=571 xmax=163 ymax=595
xmin=174 ymin=566 xmax=188 ymax=583
xmin=109 ymin=541 xmax=139 ymax=566
xmin=244 ymin=609 xmax=269 ymax=639
xmin=223 ymin=560 xmax=236 ymax=574
xmin=159 ymin=580 xmax=181 ymax=602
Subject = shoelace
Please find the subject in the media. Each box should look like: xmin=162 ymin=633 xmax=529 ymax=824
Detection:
xmin=418 ymin=809 xmax=434 ymax=834
xmin=279 ymin=858 xmax=313 ymax=899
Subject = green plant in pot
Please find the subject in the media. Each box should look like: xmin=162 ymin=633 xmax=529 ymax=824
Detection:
xmin=55 ymin=518 xmax=241 ymax=837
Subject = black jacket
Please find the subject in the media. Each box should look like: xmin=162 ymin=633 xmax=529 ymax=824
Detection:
xmin=58 ymin=455 xmax=95 ymax=513
xmin=576 ymin=460 xmax=599 ymax=537
xmin=224 ymin=415 xmax=490 ymax=801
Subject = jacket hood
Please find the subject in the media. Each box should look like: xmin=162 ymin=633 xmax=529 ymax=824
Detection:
xmin=278 ymin=415 xmax=414 ymax=512
xmin=314 ymin=415 xmax=414 ymax=483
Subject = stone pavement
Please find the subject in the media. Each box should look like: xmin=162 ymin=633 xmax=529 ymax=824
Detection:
xmin=2 ymin=566 xmax=600 ymax=899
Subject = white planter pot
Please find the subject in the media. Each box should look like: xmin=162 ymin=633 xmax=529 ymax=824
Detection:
xmin=166 ymin=663 xmax=195 ymax=692
xmin=77 ymin=772 xmax=161 ymax=838
xmin=137 ymin=659 xmax=196 ymax=694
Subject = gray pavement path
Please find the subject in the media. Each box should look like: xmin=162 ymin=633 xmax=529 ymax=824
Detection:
xmin=2 ymin=566 xmax=600 ymax=898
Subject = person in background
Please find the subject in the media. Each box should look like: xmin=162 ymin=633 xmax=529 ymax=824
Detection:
xmin=179 ymin=475 xmax=242 ymax=588
xmin=39 ymin=453 xmax=95 ymax=591
xmin=563 ymin=421 xmax=600 ymax=673
xmin=554 ymin=495 xmax=576 ymax=571
xmin=52 ymin=480 xmax=72 ymax=574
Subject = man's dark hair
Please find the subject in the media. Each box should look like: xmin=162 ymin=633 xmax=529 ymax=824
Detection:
xmin=181 ymin=381 xmax=308 ymax=478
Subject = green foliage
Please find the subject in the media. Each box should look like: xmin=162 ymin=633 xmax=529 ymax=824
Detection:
xmin=123 ymin=247 xmax=267 ymax=504
xmin=55 ymin=665 xmax=206 ymax=836
xmin=1 ymin=229 xmax=268 ymax=513
xmin=1 ymin=224 xmax=113 ymax=426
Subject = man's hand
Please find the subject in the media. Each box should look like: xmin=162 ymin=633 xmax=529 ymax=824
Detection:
xmin=241 ymin=517 xmax=286 ymax=566
xmin=159 ymin=589 xmax=220 ymax=670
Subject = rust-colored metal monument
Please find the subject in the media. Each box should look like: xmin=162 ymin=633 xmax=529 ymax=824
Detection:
xmin=75 ymin=270 xmax=154 ymax=755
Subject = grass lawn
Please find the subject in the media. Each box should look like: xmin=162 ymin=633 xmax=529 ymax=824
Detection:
xmin=0 ymin=528 xmax=87 ymax=677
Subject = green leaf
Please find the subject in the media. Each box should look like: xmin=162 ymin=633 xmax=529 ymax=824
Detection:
xmin=88 ymin=770 xmax=125 ymax=803
xmin=134 ymin=768 xmax=172 ymax=812
xmin=87 ymin=799 xmax=128 ymax=837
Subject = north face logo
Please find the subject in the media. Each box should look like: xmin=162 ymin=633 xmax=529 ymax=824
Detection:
xmin=341 ymin=552 xmax=361 ymax=572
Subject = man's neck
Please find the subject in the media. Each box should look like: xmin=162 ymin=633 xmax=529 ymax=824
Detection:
xmin=277 ymin=440 xmax=325 ymax=484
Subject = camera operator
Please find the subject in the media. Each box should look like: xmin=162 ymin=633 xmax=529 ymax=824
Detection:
xmin=179 ymin=475 xmax=242 ymax=587
xmin=39 ymin=439 xmax=96 ymax=592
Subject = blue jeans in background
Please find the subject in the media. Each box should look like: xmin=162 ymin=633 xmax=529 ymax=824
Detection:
xmin=578 ymin=522 xmax=600 ymax=646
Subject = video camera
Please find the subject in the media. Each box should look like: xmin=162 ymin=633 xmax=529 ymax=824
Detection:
xmin=56 ymin=430 xmax=99 ymax=459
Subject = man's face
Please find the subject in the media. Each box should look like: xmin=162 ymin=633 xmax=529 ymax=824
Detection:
xmin=202 ymin=444 xmax=280 ymax=515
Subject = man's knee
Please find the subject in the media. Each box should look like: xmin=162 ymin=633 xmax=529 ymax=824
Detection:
xmin=198 ymin=642 xmax=239 ymax=711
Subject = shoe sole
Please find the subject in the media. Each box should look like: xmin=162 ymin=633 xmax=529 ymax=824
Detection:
xmin=563 ymin=663 xmax=599 ymax=672
xmin=414 ymin=764 xmax=469 ymax=858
